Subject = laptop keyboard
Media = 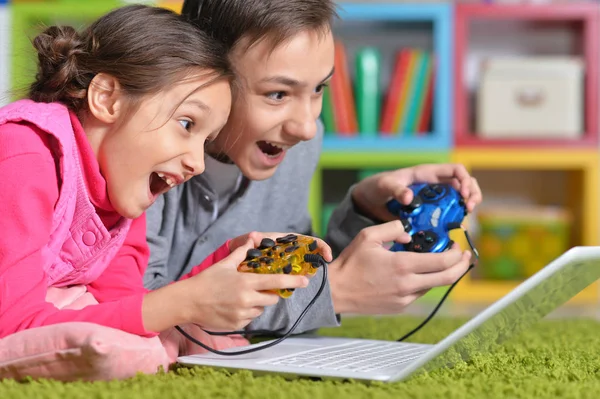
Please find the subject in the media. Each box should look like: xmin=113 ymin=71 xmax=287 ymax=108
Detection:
xmin=258 ymin=341 xmax=431 ymax=373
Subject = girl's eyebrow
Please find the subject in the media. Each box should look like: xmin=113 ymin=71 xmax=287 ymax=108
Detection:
xmin=184 ymin=99 xmax=211 ymax=114
xmin=259 ymin=67 xmax=335 ymax=88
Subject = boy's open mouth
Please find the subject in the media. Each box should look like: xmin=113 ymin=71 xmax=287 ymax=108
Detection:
xmin=257 ymin=140 xmax=286 ymax=158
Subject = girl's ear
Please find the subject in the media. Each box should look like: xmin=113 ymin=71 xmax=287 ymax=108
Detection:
xmin=86 ymin=73 xmax=124 ymax=124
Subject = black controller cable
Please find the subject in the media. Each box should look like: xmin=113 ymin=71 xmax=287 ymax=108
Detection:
xmin=175 ymin=253 xmax=328 ymax=356
xmin=396 ymin=223 xmax=479 ymax=342
xmin=177 ymin=225 xmax=478 ymax=352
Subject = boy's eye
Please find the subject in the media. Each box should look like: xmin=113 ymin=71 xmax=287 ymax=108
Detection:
xmin=315 ymin=83 xmax=328 ymax=94
xmin=179 ymin=119 xmax=194 ymax=131
xmin=266 ymin=91 xmax=286 ymax=101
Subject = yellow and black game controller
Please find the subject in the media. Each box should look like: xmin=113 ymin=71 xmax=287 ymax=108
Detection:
xmin=238 ymin=234 xmax=323 ymax=298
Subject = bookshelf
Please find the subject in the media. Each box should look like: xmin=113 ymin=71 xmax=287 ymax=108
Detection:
xmin=324 ymin=3 xmax=453 ymax=152
xmin=317 ymin=2 xmax=600 ymax=306
xmin=453 ymin=3 xmax=599 ymax=148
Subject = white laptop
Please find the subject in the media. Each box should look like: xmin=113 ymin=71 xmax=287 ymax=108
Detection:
xmin=178 ymin=246 xmax=600 ymax=383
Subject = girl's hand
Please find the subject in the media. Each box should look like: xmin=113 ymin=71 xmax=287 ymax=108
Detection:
xmin=228 ymin=231 xmax=333 ymax=263
xmin=180 ymin=239 xmax=311 ymax=331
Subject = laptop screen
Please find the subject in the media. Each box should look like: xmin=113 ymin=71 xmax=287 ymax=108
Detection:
xmin=404 ymin=247 xmax=600 ymax=377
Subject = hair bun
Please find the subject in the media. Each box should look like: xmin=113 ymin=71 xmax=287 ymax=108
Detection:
xmin=30 ymin=25 xmax=87 ymax=107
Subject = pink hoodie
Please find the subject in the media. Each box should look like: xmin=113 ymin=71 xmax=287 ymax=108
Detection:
xmin=0 ymin=99 xmax=230 ymax=339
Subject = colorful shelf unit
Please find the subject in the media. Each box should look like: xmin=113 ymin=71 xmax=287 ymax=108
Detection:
xmin=451 ymin=148 xmax=599 ymax=304
xmin=156 ymin=0 xmax=182 ymax=12
xmin=453 ymin=3 xmax=599 ymax=148
xmin=323 ymin=2 xmax=453 ymax=152
xmin=313 ymin=2 xmax=600 ymax=306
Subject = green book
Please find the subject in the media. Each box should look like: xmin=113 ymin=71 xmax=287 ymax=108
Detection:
xmin=354 ymin=47 xmax=381 ymax=136
xmin=320 ymin=85 xmax=336 ymax=135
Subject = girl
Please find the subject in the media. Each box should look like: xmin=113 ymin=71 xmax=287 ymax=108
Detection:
xmin=0 ymin=4 xmax=328 ymax=379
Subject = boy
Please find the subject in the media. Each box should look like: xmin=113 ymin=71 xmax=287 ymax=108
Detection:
xmin=144 ymin=0 xmax=482 ymax=334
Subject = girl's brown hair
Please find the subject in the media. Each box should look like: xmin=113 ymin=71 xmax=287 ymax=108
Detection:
xmin=28 ymin=4 xmax=231 ymax=112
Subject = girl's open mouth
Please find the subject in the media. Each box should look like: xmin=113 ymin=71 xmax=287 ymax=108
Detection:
xmin=149 ymin=172 xmax=173 ymax=197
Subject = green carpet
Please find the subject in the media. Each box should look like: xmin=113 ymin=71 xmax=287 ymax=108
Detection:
xmin=2 ymin=315 xmax=600 ymax=398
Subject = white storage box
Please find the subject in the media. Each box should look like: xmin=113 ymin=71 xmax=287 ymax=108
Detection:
xmin=476 ymin=57 xmax=584 ymax=139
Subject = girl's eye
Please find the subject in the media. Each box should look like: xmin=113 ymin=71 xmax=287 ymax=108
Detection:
xmin=179 ymin=119 xmax=194 ymax=131
xmin=266 ymin=91 xmax=286 ymax=101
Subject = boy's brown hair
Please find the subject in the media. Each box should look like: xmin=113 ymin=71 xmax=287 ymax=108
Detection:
xmin=181 ymin=0 xmax=338 ymax=52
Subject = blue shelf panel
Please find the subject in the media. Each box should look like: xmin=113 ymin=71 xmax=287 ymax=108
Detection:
xmin=336 ymin=2 xmax=452 ymax=22
xmin=335 ymin=2 xmax=454 ymax=151
xmin=322 ymin=133 xmax=451 ymax=151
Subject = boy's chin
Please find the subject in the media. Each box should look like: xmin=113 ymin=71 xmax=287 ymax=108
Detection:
xmin=242 ymin=162 xmax=279 ymax=181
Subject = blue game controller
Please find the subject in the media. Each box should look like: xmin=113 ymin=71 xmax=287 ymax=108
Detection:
xmin=386 ymin=183 xmax=468 ymax=253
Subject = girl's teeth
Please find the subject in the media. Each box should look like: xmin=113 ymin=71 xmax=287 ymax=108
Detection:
xmin=156 ymin=172 xmax=176 ymax=188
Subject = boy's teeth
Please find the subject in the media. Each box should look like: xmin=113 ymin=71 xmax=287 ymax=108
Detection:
xmin=265 ymin=141 xmax=289 ymax=150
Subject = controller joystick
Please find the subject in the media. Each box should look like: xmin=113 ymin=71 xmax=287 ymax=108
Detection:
xmin=386 ymin=183 xmax=467 ymax=253
xmin=238 ymin=234 xmax=323 ymax=298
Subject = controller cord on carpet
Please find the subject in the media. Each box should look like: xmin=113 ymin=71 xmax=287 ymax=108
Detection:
xmin=175 ymin=254 xmax=328 ymax=356
xmin=397 ymin=225 xmax=479 ymax=342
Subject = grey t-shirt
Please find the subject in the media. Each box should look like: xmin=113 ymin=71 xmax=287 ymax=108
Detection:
xmin=144 ymin=122 xmax=378 ymax=334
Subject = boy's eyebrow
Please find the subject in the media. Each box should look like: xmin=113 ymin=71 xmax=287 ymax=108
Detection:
xmin=260 ymin=67 xmax=335 ymax=88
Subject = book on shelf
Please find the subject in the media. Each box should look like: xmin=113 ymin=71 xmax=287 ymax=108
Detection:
xmin=321 ymin=41 xmax=436 ymax=138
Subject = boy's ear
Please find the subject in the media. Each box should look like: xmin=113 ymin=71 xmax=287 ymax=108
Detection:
xmin=86 ymin=73 xmax=123 ymax=124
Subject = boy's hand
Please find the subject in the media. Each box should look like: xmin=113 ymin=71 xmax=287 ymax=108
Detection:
xmin=351 ymin=163 xmax=483 ymax=222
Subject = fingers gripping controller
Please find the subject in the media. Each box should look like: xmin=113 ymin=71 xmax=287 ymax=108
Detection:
xmin=238 ymin=234 xmax=323 ymax=298
xmin=386 ymin=183 xmax=468 ymax=253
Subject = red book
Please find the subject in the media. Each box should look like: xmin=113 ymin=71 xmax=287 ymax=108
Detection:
xmin=331 ymin=41 xmax=358 ymax=135
xmin=380 ymin=50 xmax=410 ymax=134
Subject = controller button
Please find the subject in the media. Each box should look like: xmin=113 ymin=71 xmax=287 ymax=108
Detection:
xmin=260 ymin=257 xmax=274 ymax=264
xmin=276 ymin=234 xmax=298 ymax=244
xmin=308 ymin=239 xmax=318 ymax=251
xmin=400 ymin=218 xmax=411 ymax=232
xmin=283 ymin=263 xmax=292 ymax=274
xmin=246 ymin=248 xmax=262 ymax=260
xmin=433 ymin=184 xmax=444 ymax=194
xmin=425 ymin=235 xmax=435 ymax=244
xmin=416 ymin=231 xmax=425 ymax=237
xmin=285 ymin=245 xmax=299 ymax=253
xmin=266 ymin=251 xmax=273 ymax=257
xmin=413 ymin=244 xmax=423 ymax=252
xmin=248 ymin=261 xmax=260 ymax=269
xmin=401 ymin=196 xmax=422 ymax=213
xmin=423 ymin=188 xmax=436 ymax=199
xmin=258 ymin=238 xmax=276 ymax=249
